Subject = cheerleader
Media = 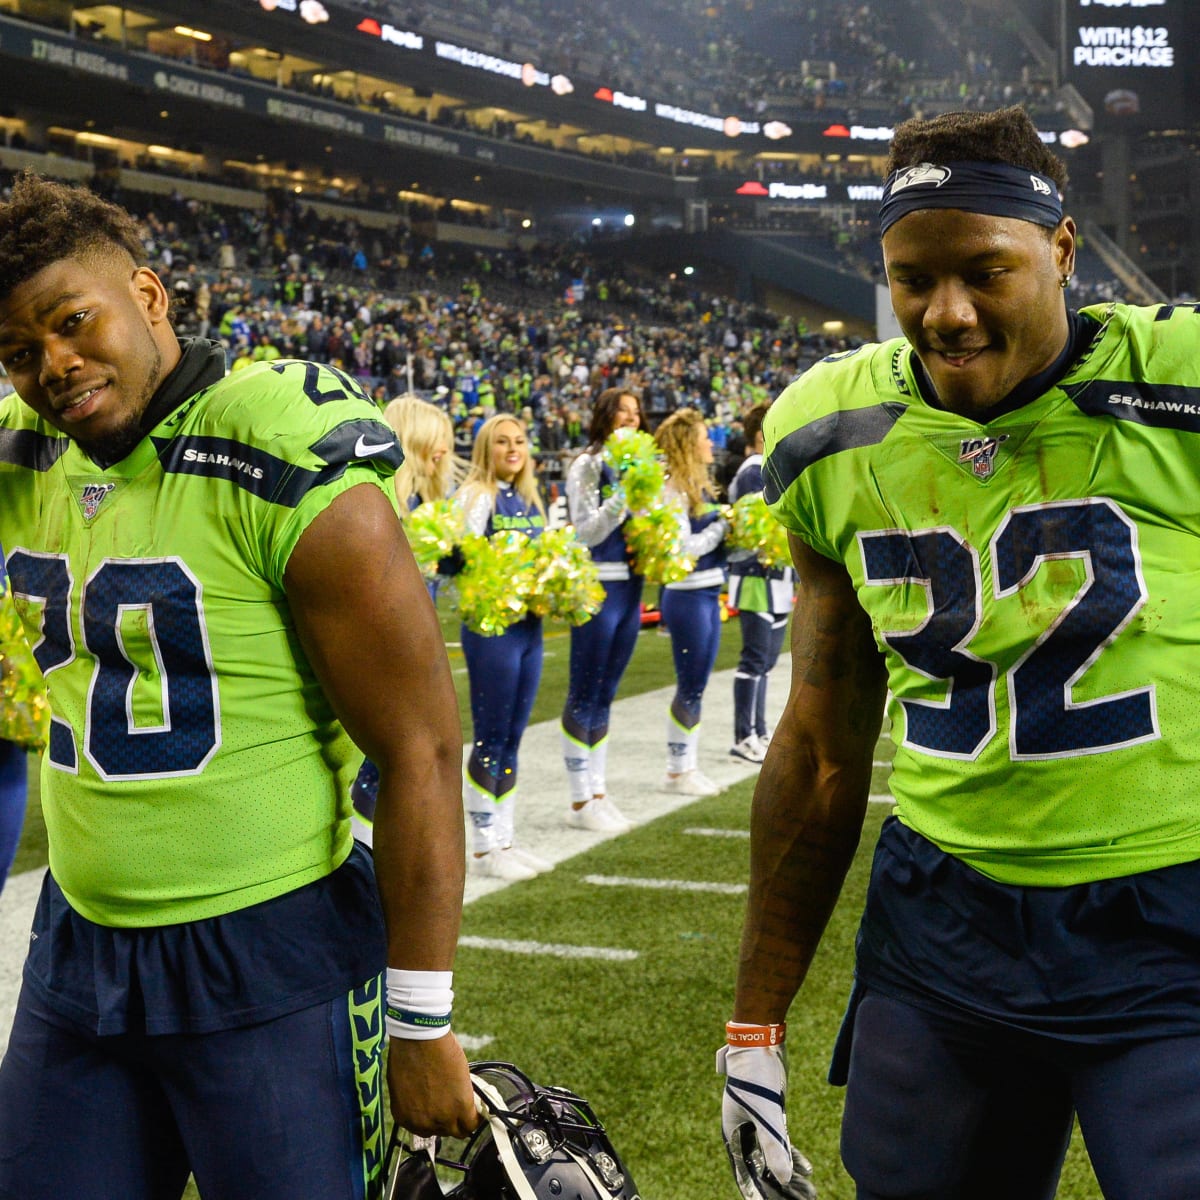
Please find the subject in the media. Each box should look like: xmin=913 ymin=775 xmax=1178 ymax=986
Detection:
xmin=457 ymin=415 xmax=553 ymax=881
xmin=655 ymin=409 xmax=729 ymax=796
xmin=561 ymin=388 xmax=643 ymax=833
xmin=348 ymin=394 xmax=464 ymax=848
xmin=726 ymin=403 xmax=795 ymax=763
xmin=388 ymin=394 xmax=465 ymax=502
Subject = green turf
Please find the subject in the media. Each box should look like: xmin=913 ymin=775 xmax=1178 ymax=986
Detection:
xmin=450 ymin=785 xmax=1103 ymax=1200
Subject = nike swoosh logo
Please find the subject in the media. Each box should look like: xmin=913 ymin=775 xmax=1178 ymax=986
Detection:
xmin=354 ymin=435 xmax=394 ymax=457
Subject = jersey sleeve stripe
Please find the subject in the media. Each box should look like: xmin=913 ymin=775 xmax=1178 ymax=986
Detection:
xmin=0 ymin=427 xmax=69 ymax=471
xmin=1066 ymin=381 xmax=1200 ymax=433
xmin=310 ymin=420 xmax=405 ymax=471
xmin=764 ymin=402 xmax=905 ymax=504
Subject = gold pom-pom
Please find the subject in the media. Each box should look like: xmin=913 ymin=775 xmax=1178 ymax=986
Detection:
xmin=624 ymin=506 xmax=695 ymax=585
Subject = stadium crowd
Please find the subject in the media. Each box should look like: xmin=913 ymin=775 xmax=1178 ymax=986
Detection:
xmin=38 ymin=0 xmax=1065 ymax=179
xmin=358 ymin=0 xmax=1061 ymax=122
xmin=16 ymin=173 xmax=854 ymax=489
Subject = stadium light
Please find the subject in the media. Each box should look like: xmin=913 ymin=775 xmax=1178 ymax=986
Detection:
xmin=683 ymin=266 xmax=694 ymax=276
xmin=623 ymin=213 xmax=635 ymax=227
xmin=592 ymin=217 xmax=602 ymax=227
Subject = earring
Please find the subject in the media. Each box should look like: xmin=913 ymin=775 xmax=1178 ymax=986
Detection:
xmin=1060 ymin=274 xmax=1072 ymax=289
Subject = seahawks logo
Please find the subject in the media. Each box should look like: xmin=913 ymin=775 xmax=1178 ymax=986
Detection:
xmin=889 ymin=163 xmax=951 ymax=193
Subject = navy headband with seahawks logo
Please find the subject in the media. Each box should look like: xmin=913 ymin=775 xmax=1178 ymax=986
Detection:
xmin=878 ymin=160 xmax=1064 ymax=236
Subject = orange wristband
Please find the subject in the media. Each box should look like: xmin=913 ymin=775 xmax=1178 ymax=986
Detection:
xmin=726 ymin=1021 xmax=786 ymax=1047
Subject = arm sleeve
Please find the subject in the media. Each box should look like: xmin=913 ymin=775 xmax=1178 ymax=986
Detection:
xmin=455 ymin=486 xmax=494 ymax=536
xmin=566 ymin=452 xmax=627 ymax=547
xmin=666 ymin=486 xmax=728 ymax=558
xmin=685 ymin=515 xmax=728 ymax=559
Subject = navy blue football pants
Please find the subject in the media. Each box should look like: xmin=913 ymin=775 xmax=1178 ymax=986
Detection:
xmin=733 ymin=610 xmax=788 ymax=742
xmin=0 ymin=978 xmax=385 ymax=1200
xmin=561 ymin=576 xmax=643 ymax=746
xmin=842 ymin=990 xmax=1200 ymax=1200
xmin=660 ymin=586 xmax=722 ymax=729
xmin=462 ymin=615 xmax=543 ymax=797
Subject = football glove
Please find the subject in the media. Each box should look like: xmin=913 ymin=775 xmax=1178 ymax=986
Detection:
xmin=717 ymin=1042 xmax=816 ymax=1200
xmin=435 ymin=545 xmax=466 ymax=577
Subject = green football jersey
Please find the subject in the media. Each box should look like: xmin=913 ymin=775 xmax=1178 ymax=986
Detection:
xmin=764 ymin=303 xmax=1200 ymax=886
xmin=0 ymin=357 xmax=403 ymax=926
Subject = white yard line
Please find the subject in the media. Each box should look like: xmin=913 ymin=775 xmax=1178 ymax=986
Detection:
xmin=456 ymin=1032 xmax=496 ymax=1052
xmin=458 ymin=936 xmax=638 ymax=961
xmin=583 ymin=874 xmax=748 ymax=895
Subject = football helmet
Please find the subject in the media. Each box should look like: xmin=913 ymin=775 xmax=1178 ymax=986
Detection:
xmin=384 ymin=1060 xmax=640 ymax=1200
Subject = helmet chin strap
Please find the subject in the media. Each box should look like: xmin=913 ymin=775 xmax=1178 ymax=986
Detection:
xmin=471 ymin=1074 xmax=621 ymax=1200
xmin=472 ymin=1076 xmax=540 ymax=1200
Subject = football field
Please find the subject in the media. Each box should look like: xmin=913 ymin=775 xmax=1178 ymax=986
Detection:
xmin=0 ymin=613 xmax=1104 ymax=1198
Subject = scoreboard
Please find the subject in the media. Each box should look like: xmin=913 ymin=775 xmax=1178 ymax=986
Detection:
xmin=1061 ymin=0 xmax=1195 ymax=128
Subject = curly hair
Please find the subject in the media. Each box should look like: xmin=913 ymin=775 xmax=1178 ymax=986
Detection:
xmin=886 ymin=106 xmax=1068 ymax=193
xmin=0 ymin=172 xmax=147 ymax=302
xmin=654 ymin=408 xmax=712 ymax=515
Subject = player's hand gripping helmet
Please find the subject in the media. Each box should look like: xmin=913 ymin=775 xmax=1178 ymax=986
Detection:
xmin=384 ymin=1060 xmax=640 ymax=1200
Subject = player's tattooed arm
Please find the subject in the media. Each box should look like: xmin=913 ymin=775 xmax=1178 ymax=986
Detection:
xmin=734 ymin=532 xmax=887 ymax=1023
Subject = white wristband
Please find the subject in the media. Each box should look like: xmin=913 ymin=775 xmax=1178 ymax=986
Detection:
xmin=385 ymin=968 xmax=454 ymax=1041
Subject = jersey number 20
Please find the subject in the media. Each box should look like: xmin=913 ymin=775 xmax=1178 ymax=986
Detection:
xmin=6 ymin=551 xmax=220 ymax=779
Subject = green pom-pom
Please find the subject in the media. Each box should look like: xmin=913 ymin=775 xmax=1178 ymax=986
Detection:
xmin=455 ymin=531 xmax=539 ymax=635
xmin=624 ymin=506 xmax=695 ymax=584
xmin=725 ymin=493 xmax=790 ymax=568
xmin=602 ymin=428 xmax=664 ymax=512
xmin=528 ymin=529 xmax=606 ymax=626
xmin=0 ymin=584 xmax=48 ymax=750
xmin=403 ymin=500 xmax=466 ymax=577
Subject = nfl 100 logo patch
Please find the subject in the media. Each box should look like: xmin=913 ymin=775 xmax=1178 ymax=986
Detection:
xmin=78 ymin=482 xmax=116 ymax=520
xmin=958 ymin=434 xmax=1009 ymax=480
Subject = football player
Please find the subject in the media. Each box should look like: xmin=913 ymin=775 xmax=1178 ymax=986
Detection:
xmin=721 ymin=105 xmax=1200 ymax=1199
xmin=0 ymin=173 xmax=478 ymax=1199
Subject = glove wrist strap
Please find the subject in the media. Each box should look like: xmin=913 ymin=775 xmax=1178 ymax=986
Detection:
xmin=726 ymin=1020 xmax=786 ymax=1047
